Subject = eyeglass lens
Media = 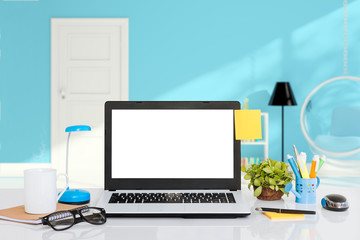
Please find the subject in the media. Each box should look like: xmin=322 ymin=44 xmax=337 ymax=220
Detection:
xmin=48 ymin=212 xmax=75 ymax=231
xmin=81 ymin=208 xmax=106 ymax=224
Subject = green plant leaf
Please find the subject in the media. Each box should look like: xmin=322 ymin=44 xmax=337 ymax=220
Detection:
xmin=269 ymin=178 xmax=276 ymax=185
xmin=275 ymin=161 xmax=281 ymax=170
xmin=269 ymin=185 xmax=274 ymax=190
xmin=244 ymin=174 xmax=251 ymax=180
xmin=275 ymin=185 xmax=279 ymax=191
xmin=259 ymin=176 xmax=264 ymax=183
xmin=274 ymin=175 xmax=280 ymax=181
xmin=254 ymin=186 xmax=262 ymax=197
xmin=263 ymin=168 xmax=272 ymax=173
xmin=248 ymin=182 xmax=252 ymax=190
xmin=241 ymin=166 xmax=246 ymax=172
xmin=254 ymin=179 xmax=260 ymax=186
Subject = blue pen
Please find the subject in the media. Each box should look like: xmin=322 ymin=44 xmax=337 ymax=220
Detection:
xmin=287 ymin=154 xmax=301 ymax=179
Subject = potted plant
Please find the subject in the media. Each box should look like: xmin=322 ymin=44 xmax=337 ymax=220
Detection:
xmin=241 ymin=159 xmax=294 ymax=200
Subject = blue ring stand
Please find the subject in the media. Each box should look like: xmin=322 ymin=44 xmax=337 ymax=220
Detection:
xmin=59 ymin=188 xmax=90 ymax=205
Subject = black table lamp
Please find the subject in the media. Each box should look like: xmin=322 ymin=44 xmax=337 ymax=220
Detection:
xmin=269 ymin=82 xmax=297 ymax=162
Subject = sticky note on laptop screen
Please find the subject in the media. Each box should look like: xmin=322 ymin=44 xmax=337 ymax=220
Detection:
xmin=234 ymin=110 xmax=262 ymax=140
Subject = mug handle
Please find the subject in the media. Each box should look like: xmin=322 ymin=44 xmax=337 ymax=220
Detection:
xmin=57 ymin=173 xmax=69 ymax=201
xmin=316 ymin=176 xmax=320 ymax=189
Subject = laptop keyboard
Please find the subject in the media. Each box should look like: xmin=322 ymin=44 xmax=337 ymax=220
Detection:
xmin=108 ymin=192 xmax=236 ymax=204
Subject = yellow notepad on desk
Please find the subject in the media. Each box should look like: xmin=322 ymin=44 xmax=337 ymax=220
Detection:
xmin=263 ymin=212 xmax=305 ymax=220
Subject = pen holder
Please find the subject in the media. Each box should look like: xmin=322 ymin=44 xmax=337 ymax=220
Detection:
xmin=285 ymin=177 xmax=320 ymax=204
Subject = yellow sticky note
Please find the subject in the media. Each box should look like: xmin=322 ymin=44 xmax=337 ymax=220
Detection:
xmin=263 ymin=212 xmax=305 ymax=220
xmin=234 ymin=110 xmax=262 ymax=140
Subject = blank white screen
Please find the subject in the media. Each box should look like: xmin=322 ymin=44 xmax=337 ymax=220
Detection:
xmin=111 ymin=109 xmax=234 ymax=178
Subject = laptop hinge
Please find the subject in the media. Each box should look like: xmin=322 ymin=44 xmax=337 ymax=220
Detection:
xmin=230 ymin=189 xmax=237 ymax=191
xmin=109 ymin=189 xmax=116 ymax=192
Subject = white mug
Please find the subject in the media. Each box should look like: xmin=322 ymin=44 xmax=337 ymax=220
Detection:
xmin=24 ymin=168 xmax=68 ymax=214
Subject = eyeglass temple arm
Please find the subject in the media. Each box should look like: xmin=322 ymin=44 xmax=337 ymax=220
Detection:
xmin=41 ymin=218 xmax=50 ymax=225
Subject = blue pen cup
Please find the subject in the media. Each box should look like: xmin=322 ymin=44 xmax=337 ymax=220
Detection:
xmin=295 ymin=177 xmax=320 ymax=204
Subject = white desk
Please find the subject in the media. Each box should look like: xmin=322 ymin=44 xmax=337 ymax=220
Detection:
xmin=0 ymin=184 xmax=358 ymax=240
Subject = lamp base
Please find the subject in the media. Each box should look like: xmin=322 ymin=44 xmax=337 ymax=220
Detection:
xmin=58 ymin=189 xmax=90 ymax=205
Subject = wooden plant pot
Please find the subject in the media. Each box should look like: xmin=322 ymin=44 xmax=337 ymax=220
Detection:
xmin=254 ymin=186 xmax=284 ymax=200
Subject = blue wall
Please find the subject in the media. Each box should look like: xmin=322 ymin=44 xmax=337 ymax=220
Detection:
xmin=0 ymin=0 xmax=359 ymax=163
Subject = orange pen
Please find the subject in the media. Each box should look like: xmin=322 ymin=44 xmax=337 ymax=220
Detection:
xmin=309 ymin=155 xmax=319 ymax=178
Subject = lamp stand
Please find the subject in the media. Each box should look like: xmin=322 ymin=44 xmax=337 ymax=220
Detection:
xmin=281 ymin=105 xmax=284 ymax=162
xmin=58 ymin=131 xmax=90 ymax=205
xmin=268 ymin=82 xmax=297 ymax=162
xmin=65 ymin=132 xmax=71 ymax=186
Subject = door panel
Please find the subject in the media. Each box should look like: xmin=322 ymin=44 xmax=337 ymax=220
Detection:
xmin=68 ymin=68 xmax=111 ymax=94
xmin=51 ymin=18 xmax=128 ymax=188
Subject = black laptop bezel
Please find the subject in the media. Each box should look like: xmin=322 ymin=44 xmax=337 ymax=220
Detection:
xmin=104 ymin=101 xmax=241 ymax=191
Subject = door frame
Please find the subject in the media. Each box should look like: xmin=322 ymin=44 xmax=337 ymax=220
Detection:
xmin=50 ymin=18 xmax=129 ymax=178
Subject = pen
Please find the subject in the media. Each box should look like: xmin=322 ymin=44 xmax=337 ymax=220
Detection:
xmin=318 ymin=155 xmax=326 ymax=172
xmin=255 ymin=207 xmax=316 ymax=215
xmin=309 ymin=155 xmax=319 ymax=178
xmin=298 ymin=152 xmax=310 ymax=179
xmin=287 ymin=154 xmax=301 ymax=179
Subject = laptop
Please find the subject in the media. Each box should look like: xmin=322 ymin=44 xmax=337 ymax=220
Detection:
xmin=96 ymin=101 xmax=251 ymax=218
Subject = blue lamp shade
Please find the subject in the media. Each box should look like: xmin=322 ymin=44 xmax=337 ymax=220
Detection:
xmin=65 ymin=125 xmax=91 ymax=132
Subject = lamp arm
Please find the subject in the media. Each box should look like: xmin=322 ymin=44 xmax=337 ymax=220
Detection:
xmin=65 ymin=132 xmax=71 ymax=186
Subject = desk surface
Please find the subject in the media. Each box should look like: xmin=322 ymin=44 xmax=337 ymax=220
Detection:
xmin=0 ymin=184 xmax=358 ymax=240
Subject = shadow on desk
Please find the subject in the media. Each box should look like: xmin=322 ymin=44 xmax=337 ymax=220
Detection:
xmin=0 ymin=217 xmax=326 ymax=240
xmin=41 ymin=224 xmax=242 ymax=240
xmin=42 ymin=227 xmax=104 ymax=240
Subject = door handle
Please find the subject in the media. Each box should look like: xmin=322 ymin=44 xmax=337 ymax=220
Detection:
xmin=60 ymin=89 xmax=66 ymax=99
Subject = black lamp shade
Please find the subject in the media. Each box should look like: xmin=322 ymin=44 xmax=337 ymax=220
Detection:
xmin=269 ymin=82 xmax=297 ymax=106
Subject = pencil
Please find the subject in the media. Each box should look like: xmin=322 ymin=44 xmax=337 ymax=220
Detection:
xmin=293 ymin=145 xmax=300 ymax=170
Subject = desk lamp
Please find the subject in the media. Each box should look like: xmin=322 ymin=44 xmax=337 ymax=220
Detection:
xmin=269 ymin=82 xmax=297 ymax=162
xmin=58 ymin=125 xmax=91 ymax=205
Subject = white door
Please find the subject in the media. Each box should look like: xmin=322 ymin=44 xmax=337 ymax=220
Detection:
xmin=51 ymin=18 xmax=128 ymax=188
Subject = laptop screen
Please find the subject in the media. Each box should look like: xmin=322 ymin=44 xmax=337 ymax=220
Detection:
xmin=111 ymin=109 xmax=234 ymax=179
xmin=105 ymin=101 xmax=240 ymax=190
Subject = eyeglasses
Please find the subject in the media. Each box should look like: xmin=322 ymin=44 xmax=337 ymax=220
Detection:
xmin=42 ymin=207 xmax=106 ymax=231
